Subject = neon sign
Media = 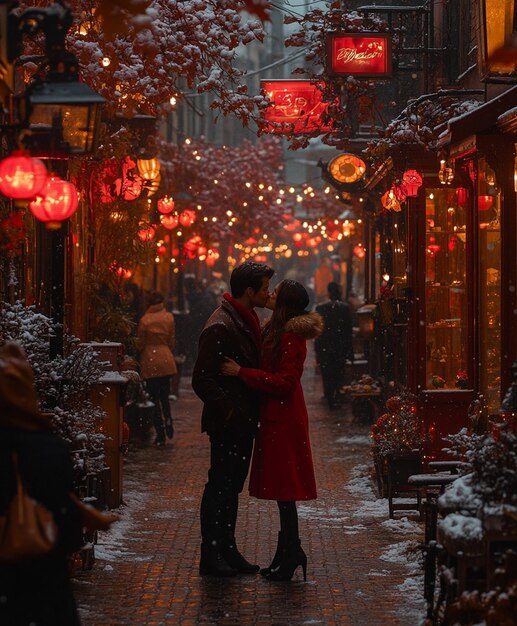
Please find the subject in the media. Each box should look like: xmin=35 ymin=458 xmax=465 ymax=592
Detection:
xmin=260 ymin=80 xmax=334 ymax=134
xmin=326 ymin=33 xmax=392 ymax=77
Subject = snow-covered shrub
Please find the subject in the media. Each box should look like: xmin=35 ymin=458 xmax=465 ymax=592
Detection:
xmin=0 ymin=301 xmax=106 ymax=478
xmin=446 ymin=428 xmax=517 ymax=507
xmin=371 ymin=391 xmax=421 ymax=456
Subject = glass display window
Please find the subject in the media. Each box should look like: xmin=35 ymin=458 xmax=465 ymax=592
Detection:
xmin=478 ymin=159 xmax=501 ymax=412
xmin=425 ymin=188 xmax=469 ymax=389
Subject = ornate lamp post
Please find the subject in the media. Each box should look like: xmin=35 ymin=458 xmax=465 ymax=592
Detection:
xmin=5 ymin=1 xmax=105 ymax=357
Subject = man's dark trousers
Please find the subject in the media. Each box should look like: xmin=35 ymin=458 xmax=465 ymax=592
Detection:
xmin=200 ymin=429 xmax=254 ymax=547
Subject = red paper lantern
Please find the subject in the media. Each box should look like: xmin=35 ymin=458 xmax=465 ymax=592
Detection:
xmin=0 ymin=153 xmax=48 ymax=199
xmin=160 ymin=213 xmax=179 ymax=230
xmin=401 ymin=169 xmax=423 ymax=197
xmin=456 ymin=187 xmax=467 ymax=206
xmin=179 ymin=210 xmax=197 ymax=227
xmin=157 ymin=196 xmax=175 ymax=215
xmin=353 ymin=244 xmax=365 ymax=259
xmin=29 ymin=177 xmax=79 ymax=224
xmin=137 ymin=226 xmax=155 ymax=241
xmin=478 ymin=195 xmax=493 ymax=211
xmin=381 ymin=189 xmax=401 ymax=212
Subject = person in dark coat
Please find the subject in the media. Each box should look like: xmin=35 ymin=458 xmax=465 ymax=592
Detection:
xmin=0 ymin=342 xmax=84 ymax=626
xmin=222 ymin=280 xmax=324 ymax=582
xmin=315 ymin=282 xmax=354 ymax=409
xmin=192 ymin=261 xmax=274 ymax=577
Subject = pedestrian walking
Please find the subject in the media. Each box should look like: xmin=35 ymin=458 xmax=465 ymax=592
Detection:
xmin=315 ymin=281 xmax=354 ymax=409
xmin=137 ymin=291 xmax=176 ymax=446
xmin=222 ymin=280 xmax=324 ymax=582
xmin=192 ymin=261 xmax=274 ymax=577
xmin=0 ymin=342 xmax=84 ymax=626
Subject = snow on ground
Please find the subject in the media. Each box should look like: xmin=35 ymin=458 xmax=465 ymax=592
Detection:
xmin=346 ymin=464 xmax=426 ymax=624
xmin=336 ymin=435 xmax=372 ymax=446
xmin=93 ymin=477 xmax=152 ymax=563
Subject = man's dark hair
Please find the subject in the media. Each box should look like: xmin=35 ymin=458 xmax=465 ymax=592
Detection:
xmin=148 ymin=290 xmax=164 ymax=305
xmin=230 ymin=262 xmax=274 ymax=298
xmin=327 ymin=282 xmax=342 ymax=301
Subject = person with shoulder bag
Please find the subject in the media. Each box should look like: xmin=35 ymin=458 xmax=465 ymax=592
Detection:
xmin=0 ymin=342 xmax=84 ymax=625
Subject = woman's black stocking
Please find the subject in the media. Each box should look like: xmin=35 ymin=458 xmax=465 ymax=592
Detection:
xmin=277 ymin=500 xmax=299 ymax=544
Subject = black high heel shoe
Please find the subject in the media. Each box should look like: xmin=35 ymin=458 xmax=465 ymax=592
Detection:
xmin=265 ymin=541 xmax=307 ymax=582
xmin=259 ymin=531 xmax=285 ymax=577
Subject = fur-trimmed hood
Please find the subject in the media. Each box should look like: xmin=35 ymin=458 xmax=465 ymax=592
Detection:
xmin=285 ymin=311 xmax=324 ymax=339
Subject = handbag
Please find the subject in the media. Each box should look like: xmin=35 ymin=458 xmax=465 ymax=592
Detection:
xmin=0 ymin=453 xmax=59 ymax=563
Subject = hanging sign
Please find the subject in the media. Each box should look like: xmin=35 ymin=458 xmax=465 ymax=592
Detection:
xmin=260 ymin=80 xmax=334 ymax=134
xmin=326 ymin=33 xmax=392 ymax=77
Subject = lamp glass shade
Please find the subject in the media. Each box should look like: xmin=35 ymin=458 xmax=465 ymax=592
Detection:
xmin=27 ymin=81 xmax=105 ymax=155
xmin=0 ymin=153 xmax=48 ymax=199
xmin=29 ymin=177 xmax=79 ymax=223
xmin=137 ymin=157 xmax=161 ymax=181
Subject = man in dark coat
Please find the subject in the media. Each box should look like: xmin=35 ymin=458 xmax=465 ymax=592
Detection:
xmin=192 ymin=261 xmax=274 ymax=577
xmin=315 ymin=282 xmax=354 ymax=409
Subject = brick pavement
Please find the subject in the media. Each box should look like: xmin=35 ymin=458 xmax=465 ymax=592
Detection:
xmin=75 ymin=366 xmax=426 ymax=626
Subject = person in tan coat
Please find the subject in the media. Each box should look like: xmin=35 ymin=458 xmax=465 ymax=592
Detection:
xmin=137 ymin=291 xmax=177 ymax=445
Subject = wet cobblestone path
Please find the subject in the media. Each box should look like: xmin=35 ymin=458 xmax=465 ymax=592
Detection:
xmin=74 ymin=367 xmax=425 ymax=625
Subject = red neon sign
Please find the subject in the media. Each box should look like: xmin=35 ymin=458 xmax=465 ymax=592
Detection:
xmin=260 ymin=80 xmax=334 ymax=134
xmin=326 ymin=33 xmax=392 ymax=77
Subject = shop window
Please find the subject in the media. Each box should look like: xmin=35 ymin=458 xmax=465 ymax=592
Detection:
xmin=478 ymin=159 xmax=501 ymax=412
xmin=425 ymin=188 xmax=469 ymax=389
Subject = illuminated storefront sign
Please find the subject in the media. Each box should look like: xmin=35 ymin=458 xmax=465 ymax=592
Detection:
xmin=260 ymin=80 xmax=334 ymax=134
xmin=326 ymin=33 xmax=392 ymax=77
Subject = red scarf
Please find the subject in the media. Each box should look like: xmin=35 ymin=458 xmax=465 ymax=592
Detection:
xmin=223 ymin=293 xmax=261 ymax=344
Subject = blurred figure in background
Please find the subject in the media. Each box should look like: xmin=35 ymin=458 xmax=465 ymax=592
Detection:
xmin=137 ymin=291 xmax=176 ymax=445
xmin=315 ymin=282 xmax=353 ymax=409
xmin=313 ymin=256 xmax=334 ymax=304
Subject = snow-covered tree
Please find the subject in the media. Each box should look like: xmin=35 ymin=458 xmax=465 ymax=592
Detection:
xmin=0 ymin=302 xmax=106 ymax=478
xmin=18 ymin=0 xmax=269 ymax=124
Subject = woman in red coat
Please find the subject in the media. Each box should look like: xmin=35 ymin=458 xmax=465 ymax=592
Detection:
xmin=222 ymin=280 xmax=323 ymax=581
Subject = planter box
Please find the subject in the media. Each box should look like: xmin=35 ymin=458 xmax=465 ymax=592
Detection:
xmin=385 ymin=451 xmax=422 ymax=518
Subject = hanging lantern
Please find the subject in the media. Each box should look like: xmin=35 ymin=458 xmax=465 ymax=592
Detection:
xmin=392 ymin=184 xmax=406 ymax=203
xmin=478 ymin=195 xmax=493 ymax=211
xmin=401 ymin=169 xmax=423 ymax=197
xmin=29 ymin=177 xmax=79 ymax=226
xmin=160 ymin=213 xmax=179 ymax=230
xmin=179 ymin=210 xmax=197 ymax=227
xmin=137 ymin=225 xmax=155 ymax=241
xmin=381 ymin=189 xmax=401 ymax=212
xmin=157 ymin=195 xmax=175 ymax=214
xmin=198 ymin=245 xmax=207 ymax=257
xmin=427 ymin=236 xmax=441 ymax=254
xmin=353 ymin=244 xmax=365 ymax=259
xmin=456 ymin=187 xmax=467 ymax=206
xmin=136 ymin=157 xmax=160 ymax=181
xmin=0 ymin=153 xmax=48 ymax=199
xmin=185 ymin=235 xmax=202 ymax=259
xmin=206 ymin=248 xmax=220 ymax=266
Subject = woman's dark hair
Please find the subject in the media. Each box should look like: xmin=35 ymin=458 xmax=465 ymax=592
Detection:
xmin=148 ymin=290 xmax=164 ymax=306
xmin=230 ymin=261 xmax=274 ymax=298
xmin=264 ymin=280 xmax=309 ymax=359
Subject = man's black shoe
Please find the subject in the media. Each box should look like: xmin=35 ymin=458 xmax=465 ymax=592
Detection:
xmin=220 ymin=542 xmax=259 ymax=574
xmin=199 ymin=544 xmax=238 ymax=577
xmin=165 ymin=418 xmax=174 ymax=439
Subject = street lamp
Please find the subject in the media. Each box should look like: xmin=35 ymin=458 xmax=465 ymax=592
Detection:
xmin=8 ymin=2 xmax=105 ymax=157
xmin=6 ymin=1 xmax=105 ymax=359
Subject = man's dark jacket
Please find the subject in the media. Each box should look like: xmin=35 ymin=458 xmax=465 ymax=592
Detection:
xmin=315 ymin=299 xmax=354 ymax=363
xmin=192 ymin=299 xmax=260 ymax=434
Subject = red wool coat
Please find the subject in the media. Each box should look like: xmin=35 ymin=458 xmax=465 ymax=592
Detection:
xmin=238 ymin=312 xmax=324 ymax=501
